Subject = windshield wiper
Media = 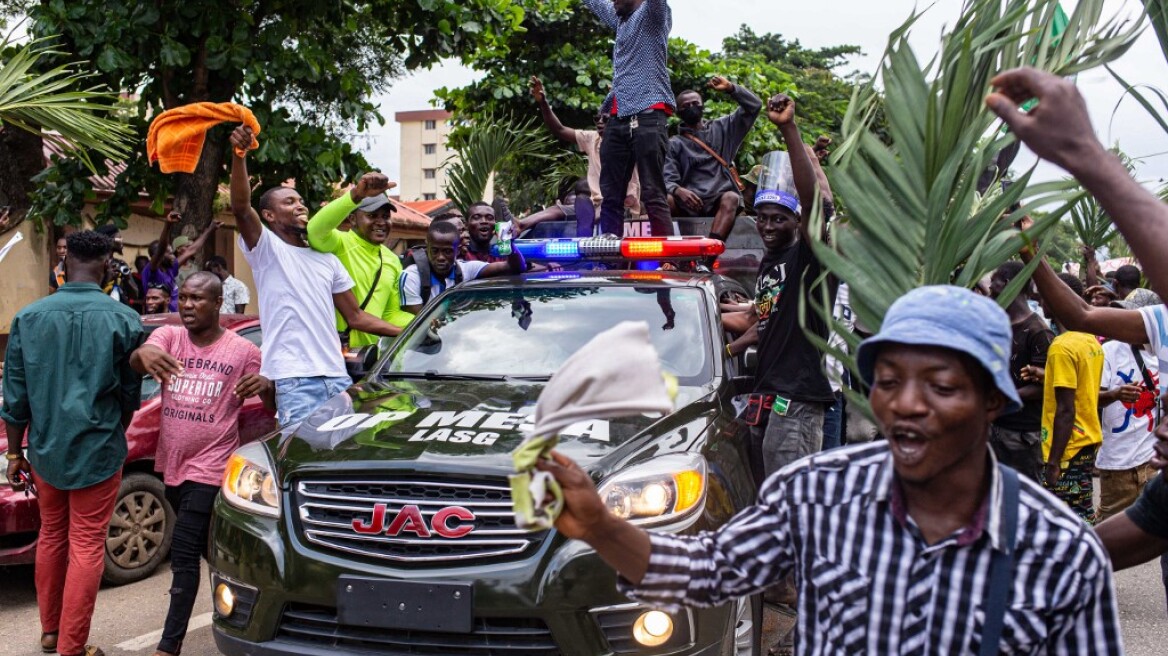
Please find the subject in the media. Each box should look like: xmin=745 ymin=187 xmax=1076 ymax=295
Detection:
xmin=384 ymin=371 xmax=513 ymax=382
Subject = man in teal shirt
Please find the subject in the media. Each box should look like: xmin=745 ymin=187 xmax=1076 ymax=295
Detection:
xmin=4 ymin=230 xmax=143 ymax=656
xmin=307 ymin=172 xmax=413 ymax=348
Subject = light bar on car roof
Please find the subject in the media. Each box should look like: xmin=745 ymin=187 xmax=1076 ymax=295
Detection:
xmin=495 ymin=237 xmax=724 ymax=261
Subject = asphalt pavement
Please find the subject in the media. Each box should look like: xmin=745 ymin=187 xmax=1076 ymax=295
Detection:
xmin=0 ymin=557 xmax=1164 ymax=655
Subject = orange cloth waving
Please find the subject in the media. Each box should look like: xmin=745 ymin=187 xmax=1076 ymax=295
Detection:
xmin=147 ymin=102 xmax=260 ymax=173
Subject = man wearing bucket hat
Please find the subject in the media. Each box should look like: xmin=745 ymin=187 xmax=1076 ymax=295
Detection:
xmin=307 ymin=172 xmax=412 ymax=349
xmin=724 ymin=94 xmax=836 ymax=482
xmin=543 ymin=285 xmax=1122 ymax=654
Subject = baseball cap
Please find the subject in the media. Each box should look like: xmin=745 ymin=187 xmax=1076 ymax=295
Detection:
xmin=855 ymin=285 xmax=1022 ymax=414
xmin=754 ymin=189 xmax=800 ymax=215
xmin=357 ymin=194 xmax=393 ymax=213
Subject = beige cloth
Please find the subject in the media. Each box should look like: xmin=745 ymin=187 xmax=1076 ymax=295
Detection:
xmin=510 ymin=321 xmax=675 ymax=529
xmin=576 ymin=129 xmax=640 ymax=210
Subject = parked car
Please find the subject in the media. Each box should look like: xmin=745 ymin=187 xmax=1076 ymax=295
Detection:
xmin=0 ymin=313 xmax=276 ymax=584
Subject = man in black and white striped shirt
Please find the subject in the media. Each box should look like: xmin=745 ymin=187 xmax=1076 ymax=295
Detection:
xmin=541 ymin=285 xmax=1122 ymax=655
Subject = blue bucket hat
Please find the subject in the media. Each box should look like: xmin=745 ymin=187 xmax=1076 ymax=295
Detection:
xmin=754 ymin=189 xmax=800 ymax=215
xmin=855 ymin=285 xmax=1022 ymax=414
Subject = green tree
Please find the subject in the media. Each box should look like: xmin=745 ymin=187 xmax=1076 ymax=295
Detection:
xmin=19 ymin=0 xmax=541 ymax=243
xmin=437 ymin=6 xmax=867 ymax=209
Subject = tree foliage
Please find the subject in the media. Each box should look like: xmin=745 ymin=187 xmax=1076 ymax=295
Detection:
xmin=437 ymin=5 xmax=867 ymax=209
xmin=20 ymin=0 xmax=537 ymax=238
xmin=444 ymin=114 xmax=549 ymax=212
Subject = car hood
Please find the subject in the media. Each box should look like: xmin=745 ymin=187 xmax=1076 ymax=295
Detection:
xmin=273 ymin=378 xmax=714 ymax=481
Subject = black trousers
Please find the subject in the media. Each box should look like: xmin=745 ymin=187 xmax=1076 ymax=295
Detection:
xmin=598 ymin=109 xmax=674 ymax=237
xmin=158 ymin=481 xmax=218 ymax=654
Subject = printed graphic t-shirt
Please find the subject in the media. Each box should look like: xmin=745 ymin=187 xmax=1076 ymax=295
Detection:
xmin=147 ymin=325 xmax=262 ymax=486
xmin=1098 ymin=340 xmax=1159 ymax=470
xmin=752 ymin=238 xmax=835 ymax=403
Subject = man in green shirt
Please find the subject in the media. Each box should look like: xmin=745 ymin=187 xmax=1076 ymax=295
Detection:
xmin=307 ymin=172 xmax=413 ymax=349
xmin=4 ymin=230 xmax=143 ymax=656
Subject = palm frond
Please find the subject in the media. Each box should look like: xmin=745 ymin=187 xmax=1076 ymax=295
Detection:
xmin=443 ymin=113 xmax=551 ymax=211
xmin=810 ymin=0 xmax=1141 ymax=416
xmin=0 ymin=30 xmax=135 ymax=172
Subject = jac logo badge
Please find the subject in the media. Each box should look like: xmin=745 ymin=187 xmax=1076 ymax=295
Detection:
xmin=352 ymin=504 xmax=475 ymax=538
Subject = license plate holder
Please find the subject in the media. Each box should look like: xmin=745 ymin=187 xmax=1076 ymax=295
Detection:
xmin=336 ymin=576 xmax=473 ymax=633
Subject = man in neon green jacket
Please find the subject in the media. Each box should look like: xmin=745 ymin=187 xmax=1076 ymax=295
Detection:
xmin=307 ymin=173 xmax=413 ymax=348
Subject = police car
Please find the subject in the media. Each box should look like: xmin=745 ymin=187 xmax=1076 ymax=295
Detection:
xmin=208 ymin=236 xmax=763 ymax=656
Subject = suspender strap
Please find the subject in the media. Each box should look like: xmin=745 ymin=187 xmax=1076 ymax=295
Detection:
xmin=978 ymin=464 xmax=1020 ymax=656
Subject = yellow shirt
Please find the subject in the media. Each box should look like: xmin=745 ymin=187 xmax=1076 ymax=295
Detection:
xmin=1040 ymin=331 xmax=1104 ymax=463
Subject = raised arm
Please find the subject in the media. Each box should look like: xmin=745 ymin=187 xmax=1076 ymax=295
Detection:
xmin=710 ymin=76 xmax=762 ymax=138
xmin=1021 ymin=251 xmax=1147 ymax=344
xmin=988 ymin=68 xmax=1168 ymax=299
xmin=176 ymin=220 xmax=222 ymax=268
xmin=580 ymin=0 xmax=618 ymax=29
xmin=229 ymin=125 xmax=264 ymax=250
xmin=480 ymin=248 xmax=526 ymax=278
xmin=530 ymin=77 xmax=576 ymax=144
xmin=767 ymin=93 xmax=822 ymax=242
xmin=151 ymin=212 xmax=178 ymax=268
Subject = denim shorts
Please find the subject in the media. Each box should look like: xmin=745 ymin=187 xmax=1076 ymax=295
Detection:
xmin=275 ymin=375 xmax=352 ymax=426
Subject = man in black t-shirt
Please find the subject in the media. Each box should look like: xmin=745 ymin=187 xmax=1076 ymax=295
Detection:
xmin=988 ymin=261 xmax=1053 ymax=481
xmin=724 ymin=94 xmax=835 ymax=480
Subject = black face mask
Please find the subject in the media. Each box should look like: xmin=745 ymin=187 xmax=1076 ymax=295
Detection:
xmin=678 ymin=105 xmax=704 ymax=126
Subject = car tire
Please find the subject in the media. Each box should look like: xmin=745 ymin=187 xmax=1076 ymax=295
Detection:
xmin=102 ymin=472 xmax=175 ymax=585
xmin=722 ymin=593 xmax=763 ymax=656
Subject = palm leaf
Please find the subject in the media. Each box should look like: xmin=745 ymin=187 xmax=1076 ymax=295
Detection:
xmin=0 ymin=30 xmax=135 ymax=173
xmin=443 ymin=113 xmax=551 ymax=211
xmin=810 ymin=0 xmax=1141 ymax=415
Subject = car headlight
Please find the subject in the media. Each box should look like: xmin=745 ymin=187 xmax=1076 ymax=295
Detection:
xmin=597 ymin=453 xmax=706 ymax=526
xmin=222 ymin=441 xmax=280 ymax=517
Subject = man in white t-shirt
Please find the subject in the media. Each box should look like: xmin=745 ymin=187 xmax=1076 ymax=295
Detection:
xmin=399 ymin=220 xmax=524 ymax=314
xmin=1098 ymin=334 xmax=1160 ymax=521
xmin=228 ymin=125 xmax=402 ymax=426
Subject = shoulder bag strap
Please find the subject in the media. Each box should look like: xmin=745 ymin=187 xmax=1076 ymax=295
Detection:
xmin=978 ymin=464 xmax=1020 ymax=656
xmin=1129 ymin=343 xmax=1160 ymax=423
xmin=358 ymin=249 xmax=384 ymax=311
xmin=682 ymin=133 xmax=744 ymax=191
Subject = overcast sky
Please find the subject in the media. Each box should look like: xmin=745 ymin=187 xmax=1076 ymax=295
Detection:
xmin=360 ymin=0 xmax=1168 ymax=190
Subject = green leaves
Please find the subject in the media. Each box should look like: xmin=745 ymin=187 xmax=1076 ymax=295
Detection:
xmin=0 ymin=31 xmax=135 ymax=173
xmin=444 ymin=114 xmax=551 ymax=212
xmin=813 ymin=0 xmax=1141 ymax=414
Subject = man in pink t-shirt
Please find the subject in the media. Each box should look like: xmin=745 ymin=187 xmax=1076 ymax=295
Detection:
xmin=130 ymin=272 xmax=273 ymax=656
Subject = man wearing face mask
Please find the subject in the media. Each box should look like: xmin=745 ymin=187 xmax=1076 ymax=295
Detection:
xmin=665 ymin=76 xmax=761 ymax=250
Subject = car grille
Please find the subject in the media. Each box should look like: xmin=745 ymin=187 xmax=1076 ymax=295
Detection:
xmin=277 ymin=603 xmax=560 ymax=655
xmin=295 ymin=478 xmax=540 ymax=563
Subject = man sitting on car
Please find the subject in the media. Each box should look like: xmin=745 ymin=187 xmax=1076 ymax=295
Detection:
xmin=129 ymin=272 xmax=274 ymax=656
xmin=399 ymin=220 xmax=524 ymax=314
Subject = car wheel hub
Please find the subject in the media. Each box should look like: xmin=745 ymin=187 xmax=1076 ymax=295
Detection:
xmin=107 ymin=491 xmax=165 ymax=568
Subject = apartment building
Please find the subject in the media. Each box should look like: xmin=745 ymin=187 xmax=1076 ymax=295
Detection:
xmin=395 ymin=109 xmax=453 ymax=201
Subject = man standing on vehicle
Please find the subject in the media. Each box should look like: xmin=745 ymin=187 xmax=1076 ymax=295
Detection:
xmin=530 ymin=76 xmax=640 ymax=236
xmin=723 ymin=94 xmax=835 ymax=481
xmin=307 ymin=174 xmax=413 ymax=349
xmin=582 ymin=0 xmax=674 ymax=238
xmin=540 ymin=285 xmax=1122 ymax=654
xmin=3 ymin=230 xmax=144 ymax=656
xmin=399 ymin=220 xmax=525 ymax=314
xmin=129 ymin=272 xmax=273 ymax=656
xmin=665 ymin=76 xmax=761 ymax=250
xmin=228 ymin=125 xmax=402 ymax=426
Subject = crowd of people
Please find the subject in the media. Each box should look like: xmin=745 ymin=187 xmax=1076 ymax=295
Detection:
xmin=2 ymin=1 xmax=1168 ymax=655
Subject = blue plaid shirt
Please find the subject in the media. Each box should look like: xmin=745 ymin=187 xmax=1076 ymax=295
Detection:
xmin=583 ymin=0 xmax=673 ymax=117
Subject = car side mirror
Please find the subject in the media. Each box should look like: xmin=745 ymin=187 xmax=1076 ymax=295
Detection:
xmin=345 ymin=345 xmax=379 ymax=382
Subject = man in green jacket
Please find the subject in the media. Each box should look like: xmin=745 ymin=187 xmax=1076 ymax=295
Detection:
xmin=307 ymin=172 xmax=413 ymax=348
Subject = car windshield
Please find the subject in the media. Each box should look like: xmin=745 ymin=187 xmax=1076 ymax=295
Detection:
xmin=378 ymin=286 xmax=712 ymax=385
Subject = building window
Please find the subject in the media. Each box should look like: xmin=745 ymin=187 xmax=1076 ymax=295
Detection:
xmin=423 ymin=193 xmax=437 ymax=201
xmin=424 ymin=120 xmax=436 ymax=130
xmin=423 ymin=143 xmax=436 ymax=155
xmin=424 ymin=169 xmax=436 ymax=179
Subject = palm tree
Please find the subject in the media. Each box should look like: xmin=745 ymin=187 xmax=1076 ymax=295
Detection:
xmin=443 ymin=113 xmax=549 ymax=211
xmin=0 ymin=29 xmax=135 ymax=173
xmin=807 ymin=0 xmax=1142 ymax=413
